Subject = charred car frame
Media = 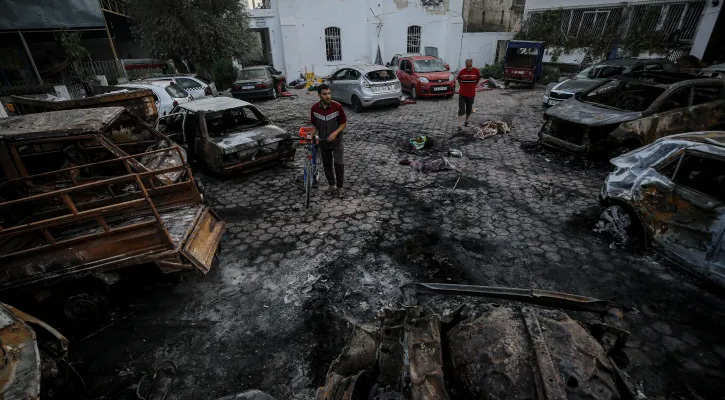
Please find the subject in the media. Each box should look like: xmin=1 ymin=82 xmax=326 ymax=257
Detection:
xmin=539 ymin=72 xmax=725 ymax=158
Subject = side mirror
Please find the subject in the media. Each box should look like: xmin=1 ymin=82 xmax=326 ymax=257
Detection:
xmin=386 ymin=62 xmax=391 ymax=67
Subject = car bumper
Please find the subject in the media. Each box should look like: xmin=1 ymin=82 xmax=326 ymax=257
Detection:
xmin=542 ymin=94 xmax=562 ymax=108
xmin=361 ymin=90 xmax=403 ymax=107
xmin=216 ymin=148 xmax=296 ymax=174
xmin=540 ymin=133 xmax=588 ymax=154
xmin=418 ymin=83 xmax=455 ymax=97
xmin=231 ymin=89 xmax=274 ymax=99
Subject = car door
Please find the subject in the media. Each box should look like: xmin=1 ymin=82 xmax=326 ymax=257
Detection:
xmin=176 ymin=77 xmax=205 ymax=99
xmin=652 ymin=85 xmax=693 ymax=140
xmin=339 ymin=69 xmax=360 ymax=103
xmin=398 ymin=60 xmax=411 ymax=91
xmin=640 ymin=151 xmax=725 ymax=277
xmin=389 ymin=56 xmax=399 ymax=72
xmin=328 ymin=69 xmax=349 ymax=102
xmin=267 ymin=67 xmax=281 ymax=91
xmin=689 ymin=83 xmax=725 ymax=131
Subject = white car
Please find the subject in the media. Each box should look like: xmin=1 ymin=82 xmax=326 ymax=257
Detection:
xmin=146 ymin=75 xmax=218 ymax=99
xmin=120 ymin=81 xmax=193 ymax=116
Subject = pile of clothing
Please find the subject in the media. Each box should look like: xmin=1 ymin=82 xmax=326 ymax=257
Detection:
xmin=473 ymin=120 xmax=511 ymax=140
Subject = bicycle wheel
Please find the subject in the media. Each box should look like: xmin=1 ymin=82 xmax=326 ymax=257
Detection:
xmin=304 ymin=161 xmax=313 ymax=209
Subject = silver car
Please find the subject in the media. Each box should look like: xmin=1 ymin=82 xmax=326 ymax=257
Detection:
xmin=326 ymin=64 xmax=402 ymax=112
xmin=543 ymin=58 xmax=679 ymax=108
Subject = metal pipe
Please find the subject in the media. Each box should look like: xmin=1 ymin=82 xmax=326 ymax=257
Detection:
xmin=18 ymin=31 xmax=43 ymax=84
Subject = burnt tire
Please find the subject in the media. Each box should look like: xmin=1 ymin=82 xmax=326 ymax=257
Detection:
xmin=596 ymin=204 xmax=642 ymax=246
xmin=63 ymin=291 xmax=109 ymax=321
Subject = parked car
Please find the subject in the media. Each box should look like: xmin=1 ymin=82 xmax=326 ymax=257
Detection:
xmin=599 ymin=131 xmax=725 ymax=287
xmin=396 ymin=55 xmax=454 ymax=99
xmin=147 ymin=74 xmax=218 ymax=99
xmin=543 ymin=58 xmax=680 ymax=108
xmin=156 ymin=97 xmax=295 ymax=174
xmin=699 ymin=62 xmax=725 ymax=79
xmin=120 ymin=80 xmax=193 ymax=116
xmin=503 ymin=40 xmax=545 ymax=88
xmin=326 ymin=64 xmax=402 ymax=112
xmin=539 ymin=72 xmax=725 ymax=157
xmin=231 ymin=66 xmax=286 ymax=100
xmin=387 ymin=52 xmax=421 ymax=73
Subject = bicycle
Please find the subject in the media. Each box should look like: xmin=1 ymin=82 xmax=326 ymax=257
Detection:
xmin=298 ymin=127 xmax=320 ymax=209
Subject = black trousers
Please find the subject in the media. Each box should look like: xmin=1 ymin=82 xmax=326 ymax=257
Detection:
xmin=319 ymin=139 xmax=344 ymax=188
xmin=458 ymin=94 xmax=474 ymax=116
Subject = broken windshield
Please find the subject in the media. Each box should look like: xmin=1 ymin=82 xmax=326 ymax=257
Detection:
xmin=576 ymin=65 xmax=627 ymax=80
xmin=205 ymin=106 xmax=268 ymax=137
xmin=583 ymin=79 xmax=665 ymax=112
xmin=414 ymin=59 xmax=446 ymax=73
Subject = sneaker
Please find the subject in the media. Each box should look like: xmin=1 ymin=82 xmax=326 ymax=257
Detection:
xmin=456 ymin=126 xmax=462 ymax=132
xmin=326 ymin=186 xmax=336 ymax=196
xmin=464 ymin=121 xmax=469 ymax=127
xmin=336 ymin=187 xmax=346 ymax=197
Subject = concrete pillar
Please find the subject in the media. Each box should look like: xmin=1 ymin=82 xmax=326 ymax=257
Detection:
xmin=690 ymin=1 xmax=723 ymax=59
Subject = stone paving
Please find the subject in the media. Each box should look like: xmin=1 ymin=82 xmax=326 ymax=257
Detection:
xmin=74 ymin=88 xmax=725 ymax=399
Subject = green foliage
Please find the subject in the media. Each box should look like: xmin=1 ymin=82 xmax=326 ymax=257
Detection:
xmin=59 ymin=30 xmax=91 ymax=64
xmin=540 ymin=65 xmax=561 ymax=84
xmin=479 ymin=62 xmax=504 ymax=79
xmin=515 ymin=8 xmax=674 ymax=61
xmin=212 ymin=59 xmax=239 ymax=91
xmin=127 ymin=0 xmax=255 ymax=75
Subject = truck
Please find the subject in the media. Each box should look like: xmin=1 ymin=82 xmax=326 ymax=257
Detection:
xmin=0 ymin=107 xmax=224 ymax=320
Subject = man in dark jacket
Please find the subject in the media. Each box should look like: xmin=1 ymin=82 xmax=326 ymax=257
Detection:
xmin=310 ymin=84 xmax=348 ymax=196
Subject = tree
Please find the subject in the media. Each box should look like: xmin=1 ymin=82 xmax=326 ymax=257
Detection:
xmin=127 ymin=0 xmax=256 ymax=75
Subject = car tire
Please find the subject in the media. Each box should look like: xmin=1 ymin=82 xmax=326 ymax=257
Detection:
xmin=596 ymin=204 xmax=642 ymax=246
xmin=411 ymin=86 xmax=418 ymax=100
xmin=270 ymin=89 xmax=277 ymax=100
xmin=352 ymin=96 xmax=364 ymax=112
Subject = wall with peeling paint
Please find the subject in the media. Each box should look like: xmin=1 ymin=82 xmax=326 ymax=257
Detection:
xmin=460 ymin=31 xmax=515 ymax=68
xmin=464 ymin=0 xmax=525 ymax=33
xmin=272 ymin=0 xmax=464 ymax=79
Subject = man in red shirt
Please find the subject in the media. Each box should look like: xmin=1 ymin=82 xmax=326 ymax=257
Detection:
xmin=310 ymin=84 xmax=348 ymax=196
xmin=456 ymin=59 xmax=481 ymax=130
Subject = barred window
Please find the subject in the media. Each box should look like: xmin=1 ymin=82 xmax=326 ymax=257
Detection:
xmin=407 ymin=26 xmax=421 ymax=53
xmin=325 ymin=27 xmax=342 ymax=62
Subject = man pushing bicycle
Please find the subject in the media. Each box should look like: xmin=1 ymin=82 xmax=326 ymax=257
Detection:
xmin=310 ymin=84 xmax=348 ymax=197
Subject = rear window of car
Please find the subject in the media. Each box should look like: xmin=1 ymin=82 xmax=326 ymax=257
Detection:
xmin=165 ymin=83 xmax=188 ymax=98
xmin=583 ymin=79 xmax=665 ymax=112
xmin=238 ymin=69 xmax=267 ymax=80
xmin=196 ymin=76 xmax=212 ymax=84
xmin=576 ymin=65 xmax=626 ymax=79
xmin=366 ymin=69 xmax=395 ymax=82
xmin=205 ymin=106 xmax=268 ymax=136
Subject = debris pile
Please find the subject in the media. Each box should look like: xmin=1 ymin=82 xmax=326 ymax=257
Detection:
xmin=400 ymin=156 xmax=454 ymax=173
xmin=473 ymin=120 xmax=510 ymax=140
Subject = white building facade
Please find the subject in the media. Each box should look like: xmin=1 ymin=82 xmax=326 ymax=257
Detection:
xmin=246 ymin=0 xmax=465 ymax=79
xmin=522 ymin=0 xmax=723 ymax=64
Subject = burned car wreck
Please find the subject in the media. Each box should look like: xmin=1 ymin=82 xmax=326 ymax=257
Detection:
xmin=539 ymin=72 xmax=725 ymax=158
xmin=599 ymin=131 xmax=725 ymax=287
xmin=317 ymin=283 xmax=634 ymax=400
xmin=157 ymin=97 xmax=295 ymax=174
xmin=0 ymin=107 xmax=224 ymax=318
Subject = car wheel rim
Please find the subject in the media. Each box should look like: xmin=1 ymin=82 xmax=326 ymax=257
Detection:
xmin=412 ymin=87 xmax=416 ymax=99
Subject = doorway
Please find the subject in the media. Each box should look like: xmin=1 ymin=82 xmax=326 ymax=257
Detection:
xmin=248 ymin=28 xmax=273 ymax=66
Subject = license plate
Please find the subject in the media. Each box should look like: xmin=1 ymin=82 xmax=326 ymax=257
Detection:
xmin=242 ymin=85 xmax=254 ymax=90
xmin=433 ymin=86 xmax=447 ymax=92
xmin=373 ymin=85 xmax=394 ymax=92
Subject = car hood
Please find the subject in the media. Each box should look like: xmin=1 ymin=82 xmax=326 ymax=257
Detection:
xmin=546 ymin=100 xmax=641 ymax=126
xmin=417 ymin=71 xmax=451 ymax=80
xmin=551 ymin=78 xmax=601 ymax=93
xmin=209 ymin=124 xmax=289 ymax=154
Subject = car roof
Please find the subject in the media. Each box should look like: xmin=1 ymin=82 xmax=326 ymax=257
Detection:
xmin=177 ymin=97 xmax=252 ymax=112
xmin=125 ymin=80 xmax=178 ymax=88
xmin=595 ymin=58 xmax=674 ymax=67
xmin=613 ymin=72 xmax=721 ymax=87
xmin=0 ymin=107 xmax=127 ymax=140
xmin=394 ymin=53 xmax=421 ymax=58
xmin=407 ymin=55 xmax=440 ymax=61
xmin=241 ymin=66 xmax=270 ymax=70
xmin=350 ymin=64 xmax=392 ymax=72
xmin=701 ymin=62 xmax=725 ymax=72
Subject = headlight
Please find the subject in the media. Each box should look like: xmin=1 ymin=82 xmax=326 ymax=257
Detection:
xmin=449 ymin=74 xmax=455 ymax=82
xmin=419 ymin=77 xmax=429 ymax=83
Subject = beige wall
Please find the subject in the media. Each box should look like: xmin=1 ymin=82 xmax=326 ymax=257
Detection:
xmin=464 ymin=0 xmax=525 ymax=32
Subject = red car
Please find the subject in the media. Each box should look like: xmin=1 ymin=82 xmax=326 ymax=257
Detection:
xmin=396 ymin=55 xmax=454 ymax=99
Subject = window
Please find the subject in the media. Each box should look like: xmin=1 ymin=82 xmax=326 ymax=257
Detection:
xmin=165 ymin=83 xmax=188 ymax=99
xmin=584 ymin=80 xmax=665 ymax=112
xmin=390 ymin=56 xmax=399 ymax=68
xmin=424 ymin=47 xmax=438 ymax=57
xmin=673 ymin=154 xmax=725 ymax=202
xmin=348 ymin=69 xmax=361 ymax=80
xmin=332 ymin=69 xmax=348 ymax=80
xmin=177 ymin=78 xmax=201 ymax=89
xmin=660 ymin=87 xmax=691 ymax=112
xmin=413 ymin=59 xmax=446 ymax=73
xmin=204 ymin=106 xmax=268 ymax=137
xmin=366 ymin=69 xmax=394 ymax=82
xmin=693 ymin=84 xmax=723 ymax=105
xmin=400 ymin=60 xmax=411 ymax=73
xmin=644 ymin=63 xmax=664 ymax=71
xmin=407 ymin=26 xmax=421 ymax=53
xmin=246 ymin=0 xmax=270 ymax=10
xmin=325 ymin=27 xmax=342 ymax=62
xmin=238 ymin=69 xmax=267 ymax=80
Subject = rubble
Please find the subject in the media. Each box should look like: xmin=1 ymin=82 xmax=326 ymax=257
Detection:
xmin=473 ymin=120 xmax=511 ymax=139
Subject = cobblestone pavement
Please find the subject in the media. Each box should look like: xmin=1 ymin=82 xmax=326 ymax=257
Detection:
xmin=75 ymin=89 xmax=725 ymax=399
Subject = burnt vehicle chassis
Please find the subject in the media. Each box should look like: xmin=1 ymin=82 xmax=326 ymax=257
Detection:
xmin=317 ymin=283 xmax=635 ymax=400
xmin=0 ymin=108 xmax=224 ymax=318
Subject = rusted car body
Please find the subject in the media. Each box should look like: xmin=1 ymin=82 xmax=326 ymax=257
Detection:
xmin=600 ymin=131 xmax=725 ymax=287
xmin=0 ymin=302 xmax=70 ymax=399
xmin=157 ymin=97 xmax=295 ymax=175
xmin=318 ymin=283 xmax=632 ymax=400
xmin=0 ymin=107 xmax=224 ymax=300
xmin=539 ymin=73 xmax=725 ymax=157
xmin=9 ymin=86 xmax=158 ymax=123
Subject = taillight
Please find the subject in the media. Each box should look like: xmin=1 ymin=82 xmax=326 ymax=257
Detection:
xmin=205 ymin=86 xmax=212 ymax=95
xmin=255 ymin=83 xmax=269 ymax=89
xmin=232 ymin=84 xmax=240 ymax=91
xmin=173 ymin=101 xmax=179 ymax=107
